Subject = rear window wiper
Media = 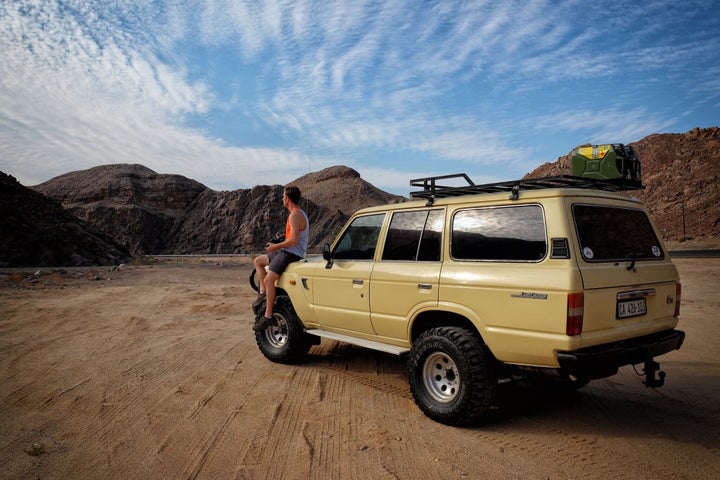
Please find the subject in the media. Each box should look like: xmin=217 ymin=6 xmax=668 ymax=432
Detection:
xmin=623 ymin=252 xmax=645 ymax=271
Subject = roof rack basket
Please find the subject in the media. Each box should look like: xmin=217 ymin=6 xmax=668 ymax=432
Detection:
xmin=409 ymin=174 xmax=643 ymax=202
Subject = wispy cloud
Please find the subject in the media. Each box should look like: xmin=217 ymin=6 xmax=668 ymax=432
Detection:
xmin=1 ymin=0 xmax=718 ymax=194
xmin=534 ymin=107 xmax=677 ymax=145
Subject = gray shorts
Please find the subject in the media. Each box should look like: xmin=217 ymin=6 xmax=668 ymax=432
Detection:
xmin=268 ymin=249 xmax=301 ymax=275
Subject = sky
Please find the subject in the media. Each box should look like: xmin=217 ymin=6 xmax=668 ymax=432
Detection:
xmin=1 ymin=1 xmax=719 ymax=196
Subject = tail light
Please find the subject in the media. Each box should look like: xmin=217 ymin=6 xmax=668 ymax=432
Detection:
xmin=567 ymin=292 xmax=584 ymax=336
xmin=674 ymin=282 xmax=681 ymax=317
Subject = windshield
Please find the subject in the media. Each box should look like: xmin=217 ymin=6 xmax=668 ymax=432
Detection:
xmin=573 ymin=204 xmax=664 ymax=262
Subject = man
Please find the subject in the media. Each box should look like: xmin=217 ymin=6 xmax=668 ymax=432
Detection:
xmin=252 ymin=185 xmax=309 ymax=331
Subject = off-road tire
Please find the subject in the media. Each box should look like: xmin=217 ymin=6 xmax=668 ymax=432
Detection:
xmin=249 ymin=268 xmax=260 ymax=292
xmin=254 ymin=295 xmax=313 ymax=364
xmin=407 ymin=326 xmax=497 ymax=426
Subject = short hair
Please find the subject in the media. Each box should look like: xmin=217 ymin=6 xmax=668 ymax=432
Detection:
xmin=284 ymin=185 xmax=301 ymax=204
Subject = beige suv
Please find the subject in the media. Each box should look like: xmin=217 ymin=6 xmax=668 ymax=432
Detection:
xmin=252 ymin=174 xmax=684 ymax=426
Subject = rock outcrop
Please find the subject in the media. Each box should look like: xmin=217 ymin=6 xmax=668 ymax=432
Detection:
xmin=525 ymin=127 xmax=719 ymax=244
xmin=0 ymin=171 xmax=131 ymax=267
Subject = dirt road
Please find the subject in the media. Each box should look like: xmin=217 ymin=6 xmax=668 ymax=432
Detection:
xmin=1 ymin=257 xmax=718 ymax=479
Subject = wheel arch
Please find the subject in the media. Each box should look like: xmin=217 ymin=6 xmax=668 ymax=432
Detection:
xmin=410 ymin=309 xmax=484 ymax=344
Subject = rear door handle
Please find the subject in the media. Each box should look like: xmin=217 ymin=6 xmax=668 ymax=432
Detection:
xmin=352 ymin=279 xmax=364 ymax=285
xmin=418 ymin=283 xmax=432 ymax=290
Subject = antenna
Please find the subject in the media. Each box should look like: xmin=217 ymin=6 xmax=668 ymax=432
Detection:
xmin=307 ymin=144 xmax=313 ymax=173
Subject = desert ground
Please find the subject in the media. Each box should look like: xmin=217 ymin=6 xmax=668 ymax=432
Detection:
xmin=0 ymin=256 xmax=718 ymax=480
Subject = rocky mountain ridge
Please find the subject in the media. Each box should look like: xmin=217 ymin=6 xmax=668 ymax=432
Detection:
xmin=525 ymin=127 xmax=719 ymax=246
xmin=32 ymin=164 xmax=401 ymax=257
xmin=1 ymin=127 xmax=718 ymax=267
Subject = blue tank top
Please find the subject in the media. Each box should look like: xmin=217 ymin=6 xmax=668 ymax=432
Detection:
xmin=284 ymin=209 xmax=309 ymax=258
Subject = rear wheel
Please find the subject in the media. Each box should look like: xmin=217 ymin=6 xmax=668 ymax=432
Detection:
xmin=254 ymin=295 xmax=312 ymax=364
xmin=407 ymin=327 xmax=497 ymax=426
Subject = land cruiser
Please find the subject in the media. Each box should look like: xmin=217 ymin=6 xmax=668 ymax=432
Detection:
xmin=251 ymin=166 xmax=684 ymax=426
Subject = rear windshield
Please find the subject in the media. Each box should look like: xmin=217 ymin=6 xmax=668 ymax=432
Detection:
xmin=573 ymin=204 xmax=664 ymax=262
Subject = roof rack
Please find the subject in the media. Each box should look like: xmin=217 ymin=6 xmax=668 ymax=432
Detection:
xmin=409 ymin=174 xmax=643 ymax=202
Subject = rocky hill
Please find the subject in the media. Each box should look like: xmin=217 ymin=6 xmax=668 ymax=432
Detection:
xmin=292 ymin=165 xmax=405 ymax=216
xmin=525 ymin=127 xmax=720 ymax=246
xmin=32 ymin=164 xmax=400 ymax=257
xmin=33 ymin=164 xmax=208 ymax=254
xmin=0 ymin=172 xmax=131 ymax=267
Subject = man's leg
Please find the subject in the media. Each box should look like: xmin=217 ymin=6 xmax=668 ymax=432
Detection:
xmin=253 ymin=251 xmax=296 ymax=331
xmin=253 ymin=269 xmax=280 ymax=331
xmin=253 ymin=254 xmax=269 ymax=293
xmin=263 ymin=270 xmax=280 ymax=318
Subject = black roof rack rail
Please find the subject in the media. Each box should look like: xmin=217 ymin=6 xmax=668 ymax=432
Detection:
xmin=409 ymin=174 xmax=643 ymax=202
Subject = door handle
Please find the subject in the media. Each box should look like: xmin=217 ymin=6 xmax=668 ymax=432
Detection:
xmin=418 ymin=283 xmax=432 ymax=290
xmin=352 ymin=279 xmax=364 ymax=285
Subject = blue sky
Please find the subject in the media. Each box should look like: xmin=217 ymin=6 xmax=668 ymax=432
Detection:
xmin=1 ymin=0 xmax=718 ymax=196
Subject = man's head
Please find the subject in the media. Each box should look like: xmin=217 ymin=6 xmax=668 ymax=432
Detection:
xmin=284 ymin=185 xmax=301 ymax=205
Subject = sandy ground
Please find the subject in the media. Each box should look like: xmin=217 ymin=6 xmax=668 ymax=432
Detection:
xmin=0 ymin=256 xmax=718 ymax=480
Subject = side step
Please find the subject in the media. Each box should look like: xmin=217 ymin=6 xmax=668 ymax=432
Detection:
xmin=305 ymin=329 xmax=410 ymax=356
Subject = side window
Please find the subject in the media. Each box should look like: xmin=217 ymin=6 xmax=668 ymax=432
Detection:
xmin=382 ymin=209 xmax=443 ymax=261
xmin=333 ymin=213 xmax=385 ymax=260
xmin=451 ymin=205 xmax=546 ymax=261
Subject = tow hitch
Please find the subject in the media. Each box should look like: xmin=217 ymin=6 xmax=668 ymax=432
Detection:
xmin=642 ymin=358 xmax=666 ymax=388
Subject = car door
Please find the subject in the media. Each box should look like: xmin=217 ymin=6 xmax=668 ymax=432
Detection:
xmin=312 ymin=213 xmax=385 ymax=335
xmin=370 ymin=209 xmax=443 ymax=340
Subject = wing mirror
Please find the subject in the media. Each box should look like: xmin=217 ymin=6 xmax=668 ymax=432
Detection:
xmin=322 ymin=243 xmax=334 ymax=269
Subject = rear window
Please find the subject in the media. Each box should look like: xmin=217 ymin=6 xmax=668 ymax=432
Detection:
xmin=573 ymin=204 xmax=664 ymax=262
xmin=451 ymin=205 xmax=546 ymax=261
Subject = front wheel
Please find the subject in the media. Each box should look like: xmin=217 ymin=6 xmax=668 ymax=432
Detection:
xmin=407 ymin=327 xmax=497 ymax=426
xmin=255 ymin=295 xmax=313 ymax=364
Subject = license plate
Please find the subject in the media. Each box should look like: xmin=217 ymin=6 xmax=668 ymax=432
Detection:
xmin=617 ymin=298 xmax=647 ymax=319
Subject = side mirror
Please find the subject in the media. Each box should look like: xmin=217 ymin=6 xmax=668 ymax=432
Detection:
xmin=322 ymin=243 xmax=333 ymax=269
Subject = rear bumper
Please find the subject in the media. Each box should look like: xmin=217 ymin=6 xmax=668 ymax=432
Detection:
xmin=556 ymin=329 xmax=685 ymax=379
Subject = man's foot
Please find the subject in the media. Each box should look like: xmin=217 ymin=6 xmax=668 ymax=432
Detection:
xmin=253 ymin=314 xmax=277 ymax=332
xmin=252 ymin=291 xmax=266 ymax=309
